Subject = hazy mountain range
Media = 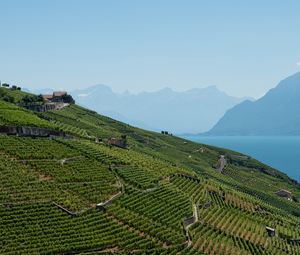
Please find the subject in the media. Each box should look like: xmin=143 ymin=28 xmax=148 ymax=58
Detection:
xmin=206 ymin=72 xmax=300 ymax=135
xmin=70 ymin=85 xmax=250 ymax=134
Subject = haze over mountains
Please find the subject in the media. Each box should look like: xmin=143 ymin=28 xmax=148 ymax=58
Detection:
xmin=206 ymin=72 xmax=300 ymax=135
xmin=27 ymin=72 xmax=300 ymax=136
xmin=71 ymin=85 xmax=249 ymax=134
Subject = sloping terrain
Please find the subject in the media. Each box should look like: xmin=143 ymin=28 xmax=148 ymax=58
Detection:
xmin=0 ymin=87 xmax=299 ymax=254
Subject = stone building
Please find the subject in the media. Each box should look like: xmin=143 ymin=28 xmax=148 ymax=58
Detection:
xmin=275 ymin=189 xmax=292 ymax=200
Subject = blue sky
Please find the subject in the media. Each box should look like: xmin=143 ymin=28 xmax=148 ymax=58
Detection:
xmin=0 ymin=0 xmax=300 ymax=98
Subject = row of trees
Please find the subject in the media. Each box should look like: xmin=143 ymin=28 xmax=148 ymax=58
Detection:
xmin=0 ymin=82 xmax=21 ymax=103
xmin=1 ymin=83 xmax=21 ymax=90
xmin=21 ymin=94 xmax=44 ymax=104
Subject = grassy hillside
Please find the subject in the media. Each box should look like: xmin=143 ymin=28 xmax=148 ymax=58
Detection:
xmin=0 ymin=86 xmax=41 ymax=103
xmin=0 ymin=88 xmax=299 ymax=254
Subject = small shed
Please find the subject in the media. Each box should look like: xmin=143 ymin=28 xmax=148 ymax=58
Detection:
xmin=275 ymin=189 xmax=292 ymax=200
xmin=202 ymin=200 xmax=212 ymax=209
xmin=266 ymin=226 xmax=276 ymax=237
xmin=183 ymin=216 xmax=195 ymax=226
xmin=96 ymin=203 xmax=106 ymax=212
xmin=107 ymin=137 xmax=127 ymax=148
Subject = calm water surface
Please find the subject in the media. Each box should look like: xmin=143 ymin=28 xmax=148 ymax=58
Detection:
xmin=182 ymin=135 xmax=300 ymax=182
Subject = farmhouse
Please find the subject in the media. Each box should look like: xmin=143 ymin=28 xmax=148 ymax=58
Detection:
xmin=52 ymin=91 xmax=67 ymax=102
xmin=42 ymin=94 xmax=53 ymax=101
xmin=42 ymin=91 xmax=75 ymax=104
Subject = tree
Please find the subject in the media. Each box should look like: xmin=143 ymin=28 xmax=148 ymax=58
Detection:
xmin=36 ymin=94 xmax=44 ymax=102
xmin=2 ymin=95 xmax=14 ymax=103
xmin=21 ymin=95 xmax=34 ymax=103
xmin=61 ymin=94 xmax=75 ymax=104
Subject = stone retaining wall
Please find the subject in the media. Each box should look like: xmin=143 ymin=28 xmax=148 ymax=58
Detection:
xmin=0 ymin=125 xmax=65 ymax=138
xmin=21 ymin=103 xmax=56 ymax=112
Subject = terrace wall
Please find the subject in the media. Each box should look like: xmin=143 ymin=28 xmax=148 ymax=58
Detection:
xmin=21 ymin=103 xmax=56 ymax=112
xmin=0 ymin=125 xmax=65 ymax=138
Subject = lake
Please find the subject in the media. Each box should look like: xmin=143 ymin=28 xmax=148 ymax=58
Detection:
xmin=182 ymin=135 xmax=300 ymax=182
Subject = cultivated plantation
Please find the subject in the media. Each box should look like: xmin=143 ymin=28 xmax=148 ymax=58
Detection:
xmin=0 ymin=87 xmax=300 ymax=254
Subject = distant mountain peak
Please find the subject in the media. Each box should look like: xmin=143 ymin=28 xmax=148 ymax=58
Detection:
xmin=206 ymin=72 xmax=300 ymax=136
xmin=71 ymin=84 xmax=247 ymax=134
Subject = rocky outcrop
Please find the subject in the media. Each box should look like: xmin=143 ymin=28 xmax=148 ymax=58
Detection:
xmin=21 ymin=103 xmax=56 ymax=112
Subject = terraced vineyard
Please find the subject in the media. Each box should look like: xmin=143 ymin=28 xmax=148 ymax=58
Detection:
xmin=0 ymin=89 xmax=299 ymax=254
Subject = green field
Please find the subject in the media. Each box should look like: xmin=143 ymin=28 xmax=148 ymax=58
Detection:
xmin=0 ymin=88 xmax=299 ymax=254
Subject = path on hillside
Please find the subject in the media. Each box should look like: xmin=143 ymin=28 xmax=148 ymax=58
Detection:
xmin=96 ymin=175 xmax=123 ymax=208
xmin=184 ymin=203 xmax=199 ymax=247
xmin=217 ymin=155 xmax=227 ymax=173
xmin=16 ymin=156 xmax=82 ymax=164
